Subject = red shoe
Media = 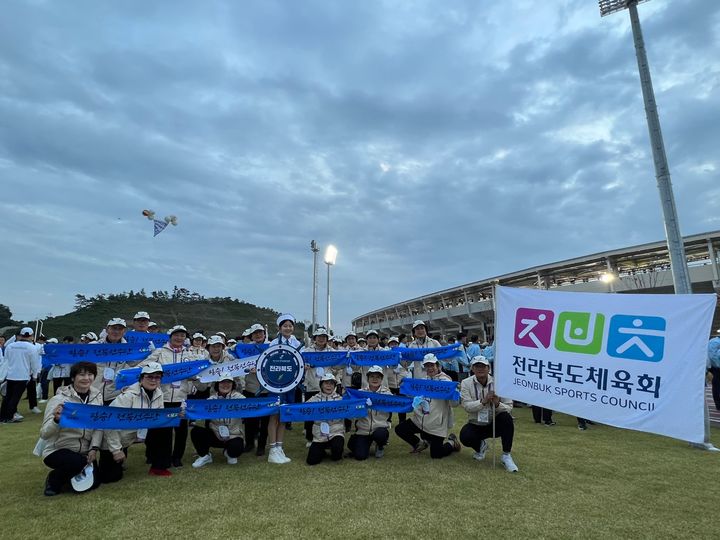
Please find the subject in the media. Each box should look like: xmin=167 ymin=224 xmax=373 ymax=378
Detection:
xmin=148 ymin=468 xmax=172 ymax=477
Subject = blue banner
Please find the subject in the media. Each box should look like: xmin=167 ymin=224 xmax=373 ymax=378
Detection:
xmin=399 ymin=344 xmax=461 ymax=362
xmin=279 ymin=398 xmax=367 ymax=422
xmin=59 ymin=402 xmax=182 ymax=429
xmin=302 ymin=351 xmax=349 ymax=368
xmin=185 ymin=397 xmax=279 ymax=420
xmin=125 ymin=331 xmax=169 ymax=347
xmin=348 ymin=350 xmax=401 ymax=367
xmin=344 ymin=388 xmax=414 ymax=413
xmin=230 ymin=343 xmax=270 ymax=359
xmin=115 ymin=360 xmax=212 ymax=389
xmin=400 ymin=378 xmax=460 ymax=401
xmin=42 ymin=343 xmax=151 ymax=368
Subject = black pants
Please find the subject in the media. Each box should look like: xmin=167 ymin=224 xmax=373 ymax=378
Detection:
xmin=303 ymin=391 xmax=319 ymax=442
xmin=53 ymin=378 xmax=72 ymax=397
xmin=25 ymin=379 xmax=38 ymax=409
xmin=99 ymin=449 xmax=126 ymax=483
xmin=166 ymin=401 xmax=188 ymax=460
xmin=242 ymin=391 xmax=270 ymax=448
xmin=0 ymin=379 xmax=29 ymax=420
xmin=445 ymin=370 xmax=459 ymax=382
xmin=191 ymin=426 xmax=244 ymax=458
xmin=394 ymin=419 xmax=454 ymax=459
xmin=40 ymin=368 xmax=50 ymax=400
xmin=145 ymin=427 xmax=172 ymax=470
xmin=43 ymin=449 xmax=96 ymax=493
xmin=459 ymin=412 xmax=514 ymax=453
xmin=390 ymin=387 xmax=407 ymax=423
xmin=710 ymin=367 xmax=720 ymax=410
xmin=306 ymin=437 xmax=344 ymax=465
xmin=347 ymin=428 xmax=389 ymax=460
xmin=531 ymin=405 xmax=553 ymax=423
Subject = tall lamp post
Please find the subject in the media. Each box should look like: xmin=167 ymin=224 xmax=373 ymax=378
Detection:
xmin=599 ymin=0 xmax=717 ymax=451
xmin=324 ymin=245 xmax=338 ymax=332
xmin=310 ymin=240 xmax=320 ymax=332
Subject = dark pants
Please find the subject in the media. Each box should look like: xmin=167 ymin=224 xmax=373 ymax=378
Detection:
xmin=306 ymin=437 xmax=344 ymax=465
xmin=53 ymin=378 xmax=72 ymax=397
xmin=390 ymin=387 xmax=407 ymax=423
xmin=25 ymin=379 xmax=38 ymax=409
xmin=43 ymin=449 xmax=96 ymax=493
xmin=40 ymin=368 xmax=51 ymax=400
xmin=99 ymin=449 xmax=126 ymax=483
xmin=0 ymin=379 xmax=29 ymax=420
xmin=242 ymin=391 xmax=270 ymax=449
xmin=710 ymin=367 xmax=720 ymax=410
xmin=347 ymin=428 xmax=390 ymax=460
xmin=191 ymin=426 xmax=244 ymax=458
xmin=303 ymin=391 xmax=319 ymax=442
xmin=445 ymin=370 xmax=459 ymax=382
xmin=531 ymin=405 xmax=553 ymax=423
xmin=459 ymin=412 xmax=514 ymax=453
xmin=145 ymin=427 xmax=172 ymax=470
xmin=166 ymin=401 xmax=188 ymax=460
xmin=394 ymin=419 xmax=454 ymax=459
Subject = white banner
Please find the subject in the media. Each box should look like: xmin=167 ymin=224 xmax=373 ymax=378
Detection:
xmin=197 ymin=355 xmax=259 ymax=383
xmin=494 ymin=286 xmax=715 ymax=443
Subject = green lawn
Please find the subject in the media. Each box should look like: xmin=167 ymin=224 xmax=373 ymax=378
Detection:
xmin=1 ymin=401 xmax=717 ymax=539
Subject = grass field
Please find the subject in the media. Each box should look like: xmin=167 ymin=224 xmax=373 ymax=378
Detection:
xmin=1 ymin=400 xmax=717 ymax=540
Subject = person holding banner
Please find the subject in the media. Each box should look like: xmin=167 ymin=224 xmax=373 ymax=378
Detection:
xmin=386 ymin=336 xmax=410 ymax=423
xmin=306 ymin=372 xmax=345 ymax=465
xmin=358 ymin=330 xmax=387 ymax=387
xmin=347 ymin=365 xmax=391 ymax=460
xmin=459 ymin=356 xmax=518 ymax=472
xmin=266 ymin=314 xmax=303 ymax=464
xmin=303 ymin=327 xmax=333 ymax=447
xmin=92 ymin=318 xmax=130 ymax=405
xmin=145 ymin=325 xmax=194 ymax=468
xmin=190 ymin=335 xmax=230 ymax=400
xmin=242 ymin=324 xmax=270 ymax=456
xmin=132 ymin=312 xmax=151 ymax=333
xmin=189 ymin=333 xmax=209 ymax=360
xmin=191 ymin=376 xmax=246 ymax=468
xmin=408 ymin=320 xmax=440 ymax=379
xmin=39 ymin=361 xmax=103 ymax=496
xmin=394 ymin=354 xmax=461 ymax=459
xmin=98 ymin=361 xmax=166 ymax=482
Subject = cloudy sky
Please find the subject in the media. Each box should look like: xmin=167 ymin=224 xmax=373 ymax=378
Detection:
xmin=1 ymin=0 xmax=718 ymax=332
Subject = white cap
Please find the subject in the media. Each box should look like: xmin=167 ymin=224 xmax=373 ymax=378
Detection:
xmin=192 ymin=332 xmax=206 ymax=340
xmin=422 ymin=353 xmax=439 ymax=366
xmin=207 ymin=335 xmax=225 ymax=346
xmin=319 ymin=372 xmax=337 ymax=383
xmin=47 ymin=338 xmax=58 ymax=344
xmin=358 ymin=336 xmax=367 ymax=342
xmin=71 ymin=464 xmax=95 ymax=492
xmin=248 ymin=323 xmax=265 ymax=335
xmin=412 ymin=320 xmax=426 ymax=330
xmin=80 ymin=333 xmax=87 ymax=339
xmin=133 ymin=311 xmax=150 ymax=320
xmin=107 ymin=318 xmax=127 ymax=328
xmin=216 ymin=331 xmax=227 ymax=338
xmin=388 ymin=336 xmax=399 ymax=343
xmin=141 ymin=362 xmax=164 ymax=375
xmin=227 ymin=338 xmax=237 ymax=345
xmin=276 ymin=313 xmax=295 ymax=326
xmin=333 ymin=336 xmax=343 ymax=343
xmin=367 ymin=365 xmax=384 ymax=376
xmin=86 ymin=332 xmax=98 ymax=341
xmin=148 ymin=322 xmax=158 ymax=328
xmin=470 ymin=355 xmax=490 ymax=367
xmin=241 ymin=328 xmax=252 ymax=337
xmin=346 ymin=331 xmax=357 ymax=338
xmin=168 ymin=325 xmax=188 ymax=335
xmin=20 ymin=327 xmax=34 ymax=336
xmin=366 ymin=329 xmax=379 ymax=337
xmin=313 ymin=327 xmax=329 ymax=337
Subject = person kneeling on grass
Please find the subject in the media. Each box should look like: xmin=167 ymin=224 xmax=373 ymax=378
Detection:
xmin=306 ymin=373 xmax=345 ymax=465
xmin=191 ymin=376 xmax=245 ymax=468
xmin=459 ymin=355 xmax=518 ymax=472
xmin=347 ymin=365 xmax=391 ymax=460
xmin=394 ymin=354 xmax=461 ymax=459
xmin=40 ymin=361 xmax=103 ymax=496
xmin=98 ymin=362 xmax=165 ymax=483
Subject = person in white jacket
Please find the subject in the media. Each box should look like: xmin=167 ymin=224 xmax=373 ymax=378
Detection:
xmin=459 ymin=356 xmax=518 ymax=472
xmin=306 ymin=372 xmax=345 ymax=465
xmin=407 ymin=320 xmax=441 ymax=378
xmin=0 ymin=327 xmax=41 ymax=423
xmin=347 ymin=365 xmax=392 ymax=460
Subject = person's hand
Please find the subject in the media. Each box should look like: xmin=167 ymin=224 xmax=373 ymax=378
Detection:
xmin=87 ymin=449 xmax=96 ymax=463
xmin=112 ymin=450 xmax=126 ymax=463
xmin=53 ymin=404 xmax=63 ymax=423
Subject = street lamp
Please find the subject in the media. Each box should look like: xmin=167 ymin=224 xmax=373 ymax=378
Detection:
xmin=600 ymin=0 xmax=715 ymax=451
xmin=324 ymin=245 xmax=338 ymax=331
xmin=310 ymin=240 xmax=320 ymax=332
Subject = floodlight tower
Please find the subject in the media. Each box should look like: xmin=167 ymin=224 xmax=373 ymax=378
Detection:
xmin=310 ymin=240 xmax=320 ymax=332
xmin=324 ymin=245 xmax=338 ymax=332
xmin=599 ymin=0 xmax=717 ymax=451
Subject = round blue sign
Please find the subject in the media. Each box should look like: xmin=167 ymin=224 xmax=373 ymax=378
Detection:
xmin=256 ymin=344 xmax=305 ymax=394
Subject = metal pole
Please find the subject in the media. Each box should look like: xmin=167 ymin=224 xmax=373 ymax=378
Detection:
xmin=311 ymin=241 xmax=319 ymax=331
xmin=627 ymin=1 xmax=716 ymax=451
xmin=326 ymin=262 xmax=332 ymax=332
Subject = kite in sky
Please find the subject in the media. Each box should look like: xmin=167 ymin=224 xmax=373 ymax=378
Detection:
xmin=142 ymin=209 xmax=178 ymax=237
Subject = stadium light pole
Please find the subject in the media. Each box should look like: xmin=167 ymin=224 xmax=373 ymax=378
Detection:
xmin=324 ymin=245 xmax=338 ymax=332
xmin=310 ymin=240 xmax=320 ymax=332
xmin=599 ymin=0 xmax=717 ymax=451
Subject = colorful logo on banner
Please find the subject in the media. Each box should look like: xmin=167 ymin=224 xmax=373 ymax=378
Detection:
xmin=256 ymin=344 xmax=305 ymax=394
xmin=513 ymin=307 xmax=666 ymax=362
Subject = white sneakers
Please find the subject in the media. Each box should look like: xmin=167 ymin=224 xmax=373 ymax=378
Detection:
xmin=192 ymin=454 xmax=213 ymax=468
xmin=31 ymin=407 xmax=42 ymax=414
xmin=224 ymin=450 xmax=237 ymax=465
xmin=268 ymin=446 xmax=291 ymax=464
xmin=473 ymin=440 xmax=488 ymax=461
xmin=501 ymin=453 xmax=519 ymax=472
xmin=305 ymin=442 xmax=312 ymax=448
xmin=13 ymin=413 xmax=24 ymax=421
